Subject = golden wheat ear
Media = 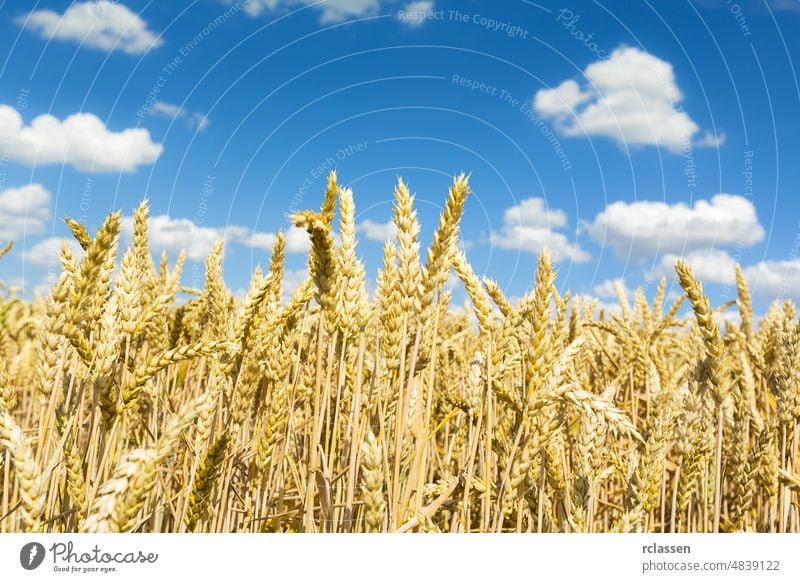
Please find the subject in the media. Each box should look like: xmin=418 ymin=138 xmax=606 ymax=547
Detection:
xmin=0 ymin=241 xmax=13 ymax=260
xmin=0 ymin=176 xmax=797 ymax=533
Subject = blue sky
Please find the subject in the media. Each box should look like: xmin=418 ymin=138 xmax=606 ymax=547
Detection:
xmin=1 ymin=0 xmax=799 ymax=312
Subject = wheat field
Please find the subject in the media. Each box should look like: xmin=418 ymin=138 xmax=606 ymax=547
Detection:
xmin=0 ymin=172 xmax=798 ymax=533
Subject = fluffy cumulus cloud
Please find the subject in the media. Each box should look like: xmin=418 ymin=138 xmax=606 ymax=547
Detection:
xmin=649 ymin=248 xmax=738 ymax=284
xmin=121 ymin=214 xmax=228 ymax=261
xmin=650 ymin=248 xmax=800 ymax=302
xmin=0 ymin=105 xmax=163 ymax=172
xmin=584 ymin=194 xmax=764 ymax=260
xmin=742 ymin=259 xmax=800 ymax=301
xmin=533 ymin=47 xmax=708 ymax=152
xmin=18 ymin=1 xmax=162 ymax=55
xmin=568 ymin=279 xmax=635 ymax=317
xmin=243 ymin=0 xmax=382 ymax=23
xmin=573 ymin=293 xmax=622 ymax=317
xmin=149 ymin=102 xmax=210 ymax=131
xmin=592 ymin=277 xmax=633 ymax=300
xmin=238 ymin=225 xmax=311 ymax=254
xmin=23 ymin=237 xmax=82 ymax=268
xmin=119 ymin=214 xmax=310 ymax=261
xmin=356 ymin=219 xmax=397 ymax=242
xmin=695 ymin=130 xmax=727 ymax=148
xmin=234 ymin=268 xmax=308 ymax=301
xmin=398 ymin=1 xmax=435 ymax=26
xmin=282 ymin=268 xmax=310 ymax=298
xmin=492 ymin=197 xmax=590 ymax=262
xmin=0 ymin=184 xmax=51 ymax=240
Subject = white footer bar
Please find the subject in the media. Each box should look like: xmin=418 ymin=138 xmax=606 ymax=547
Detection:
xmin=1 ymin=534 xmax=798 ymax=581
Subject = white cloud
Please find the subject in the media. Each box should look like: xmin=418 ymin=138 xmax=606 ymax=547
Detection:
xmin=592 ymin=278 xmax=633 ymax=300
xmin=33 ymin=276 xmax=59 ymax=297
xmin=284 ymin=226 xmax=313 ymax=253
xmin=9 ymin=271 xmax=69 ymax=298
xmin=533 ymin=46 xmax=707 ymax=152
xmin=714 ymin=307 xmax=742 ymax=326
xmin=0 ymin=184 xmax=51 ymax=240
xmin=649 ymin=248 xmax=738 ymax=285
xmin=121 ymin=214 xmax=226 ymax=261
xmin=648 ymin=248 xmax=800 ymax=303
xmin=356 ymin=219 xmax=397 ymax=242
xmin=533 ymin=79 xmax=591 ymax=118
xmin=149 ymin=102 xmax=181 ymax=117
xmin=22 ymin=215 xmax=312 ymax=298
xmin=236 ymin=225 xmax=311 ymax=254
xmin=243 ymin=231 xmax=280 ymax=252
xmin=695 ymin=130 xmax=727 ymax=148
xmin=118 ymin=214 xmax=310 ymax=261
xmin=574 ymin=294 xmax=622 ymax=317
xmin=398 ymin=1 xmax=434 ymax=26
xmin=0 ymin=105 xmax=163 ymax=172
xmin=243 ymin=0 xmax=382 ymax=23
xmin=235 ymin=266 xmax=307 ymax=300
xmin=23 ymin=237 xmax=82 ymax=267
xmin=149 ymin=101 xmax=210 ymax=131
xmin=18 ymin=1 xmax=162 ymax=55
xmin=282 ymin=268 xmax=309 ymax=299
xmin=742 ymin=259 xmax=800 ymax=301
xmin=584 ymin=194 xmax=764 ymax=260
xmin=491 ymin=197 xmax=590 ymax=262
xmin=502 ymin=197 xmax=568 ymax=230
